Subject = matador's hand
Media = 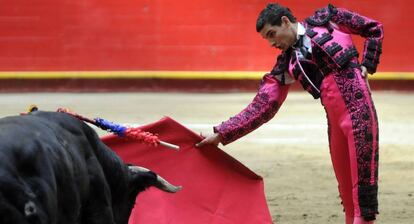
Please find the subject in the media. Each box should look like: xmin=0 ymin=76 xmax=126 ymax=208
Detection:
xmin=361 ymin=65 xmax=369 ymax=78
xmin=361 ymin=65 xmax=371 ymax=91
xmin=195 ymin=132 xmax=221 ymax=148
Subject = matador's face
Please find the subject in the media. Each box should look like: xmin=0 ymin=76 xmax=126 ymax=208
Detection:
xmin=259 ymin=16 xmax=297 ymax=52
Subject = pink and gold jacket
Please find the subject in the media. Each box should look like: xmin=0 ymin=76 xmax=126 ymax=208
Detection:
xmin=214 ymin=4 xmax=384 ymax=145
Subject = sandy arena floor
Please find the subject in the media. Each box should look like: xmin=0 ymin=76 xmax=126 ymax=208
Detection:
xmin=1 ymin=91 xmax=413 ymax=223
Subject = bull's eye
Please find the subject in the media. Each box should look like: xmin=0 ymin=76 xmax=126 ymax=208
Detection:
xmin=24 ymin=201 xmax=37 ymax=216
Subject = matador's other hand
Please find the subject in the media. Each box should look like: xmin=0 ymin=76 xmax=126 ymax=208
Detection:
xmin=195 ymin=132 xmax=221 ymax=148
xmin=361 ymin=65 xmax=369 ymax=78
xmin=361 ymin=65 xmax=371 ymax=91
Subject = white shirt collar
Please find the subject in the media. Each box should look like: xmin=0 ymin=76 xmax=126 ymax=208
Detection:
xmin=293 ymin=22 xmax=312 ymax=53
xmin=297 ymin=23 xmax=306 ymax=38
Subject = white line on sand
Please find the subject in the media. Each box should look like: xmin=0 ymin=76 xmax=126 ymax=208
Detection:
xmin=114 ymin=123 xmax=413 ymax=145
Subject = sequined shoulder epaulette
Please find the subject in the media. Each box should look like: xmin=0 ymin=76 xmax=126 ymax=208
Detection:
xmin=305 ymin=4 xmax=338 ymax=26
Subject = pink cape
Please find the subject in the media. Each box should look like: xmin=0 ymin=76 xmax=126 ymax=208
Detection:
xmin=101 ymin=117 xmax=273 ymax=224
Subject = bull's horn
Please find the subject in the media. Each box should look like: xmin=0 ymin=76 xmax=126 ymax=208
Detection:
xmin=129 ymin=166 xmax=182 ymax=193
xmin=129 ymin=166 xmax=150 ymax=173
xmin=155 ymin=174 xmax=182 ymax=193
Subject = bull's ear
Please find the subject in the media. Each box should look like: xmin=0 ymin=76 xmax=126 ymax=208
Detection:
xmin=128 ymin=166 xmax=182 ymax=193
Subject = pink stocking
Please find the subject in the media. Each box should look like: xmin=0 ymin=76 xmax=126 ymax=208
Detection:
xmin=353 ymin=217 xmax=374 ymax=224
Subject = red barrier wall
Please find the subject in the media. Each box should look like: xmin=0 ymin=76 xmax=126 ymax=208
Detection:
xmin=0 ymin=0 xmax=409 ymax=72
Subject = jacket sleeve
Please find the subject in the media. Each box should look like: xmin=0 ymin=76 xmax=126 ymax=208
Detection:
xmin=213 ymin=74 xmax=290 ymax=145
xmin=330 ymin=7 xmax=384 ymax=74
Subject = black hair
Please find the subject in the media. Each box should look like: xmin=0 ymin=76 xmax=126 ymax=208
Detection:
xmin=256 ymin=3 xmax=297 ymax=32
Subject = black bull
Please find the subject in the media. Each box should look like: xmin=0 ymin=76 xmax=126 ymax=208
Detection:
xmin=0 ymin=111 xmax=181 ymax=224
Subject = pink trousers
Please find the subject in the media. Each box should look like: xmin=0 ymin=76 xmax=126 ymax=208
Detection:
xmin=320 ymin=67 xmax=379 ymax=223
